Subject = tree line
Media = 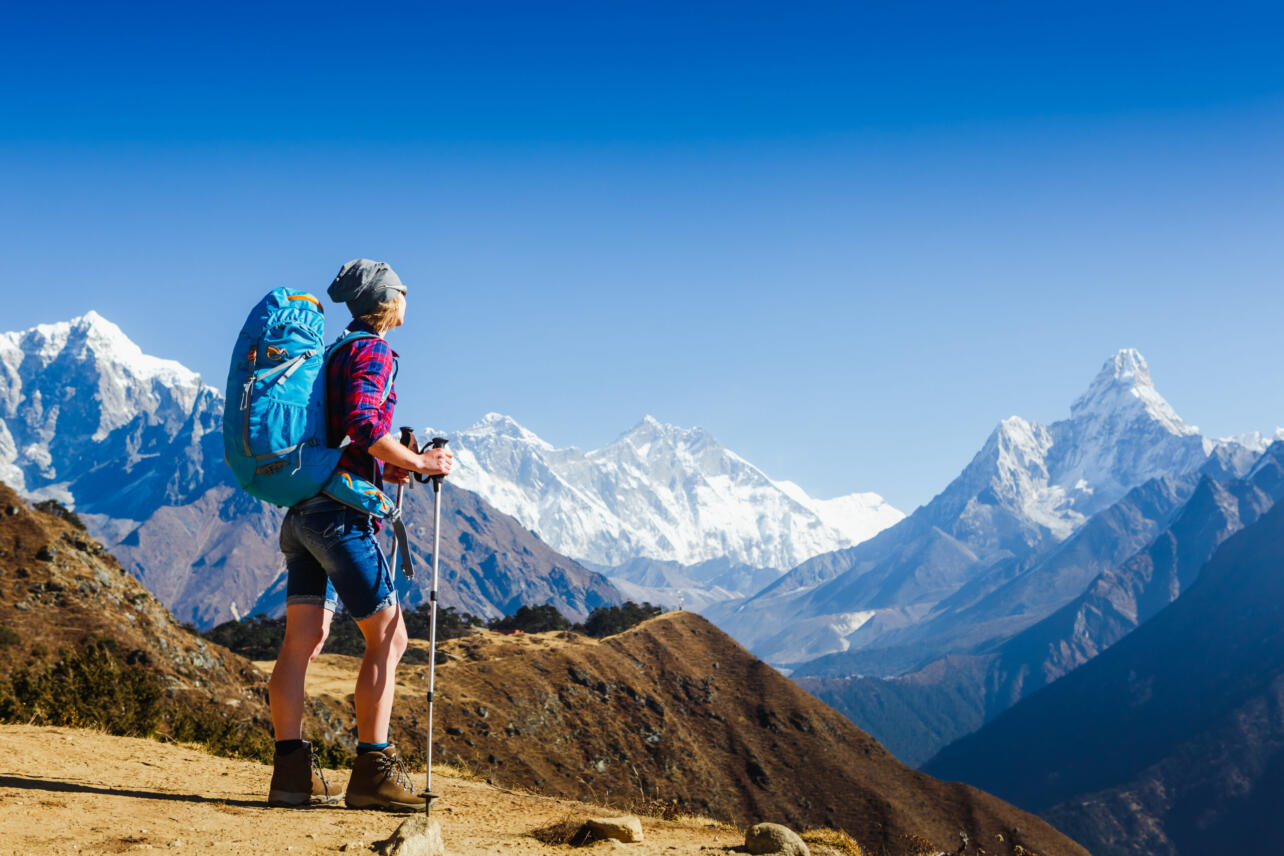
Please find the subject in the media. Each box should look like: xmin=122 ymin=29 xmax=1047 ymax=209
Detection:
xmin=203 ymin=601 xmax=665 ymax=661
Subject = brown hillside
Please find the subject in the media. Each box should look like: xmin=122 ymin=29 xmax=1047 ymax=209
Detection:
xmin=299 ymin=613 xmax=1087 ymax=856
xmin=0 ymin=483 xmax=344 ymax=760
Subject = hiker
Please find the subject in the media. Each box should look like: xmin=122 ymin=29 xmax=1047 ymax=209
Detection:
xmin=267 ymin=259 xmax=453 ymax=810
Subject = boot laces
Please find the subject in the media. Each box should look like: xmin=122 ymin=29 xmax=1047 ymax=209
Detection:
xmin=311 ymin=753 xmax=331 ymax=792
xmin=375 ymin=751 xmax=415 ymax=793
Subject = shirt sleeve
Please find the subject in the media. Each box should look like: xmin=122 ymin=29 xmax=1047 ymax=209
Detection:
xmin=342 ymin=338 xmax=396 ymax=448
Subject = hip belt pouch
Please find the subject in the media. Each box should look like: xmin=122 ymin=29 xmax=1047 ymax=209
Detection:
xmin=322 ymin=471 xmax=415 ymax=579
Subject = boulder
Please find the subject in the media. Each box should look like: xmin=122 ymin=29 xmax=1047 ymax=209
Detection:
xmin=744 ymin=822 xmax=809 ymax=856
xmin=378 ymin=816 xmax=446 ymax=856
xmin=585 ymin=815 xmax=644 ymax=843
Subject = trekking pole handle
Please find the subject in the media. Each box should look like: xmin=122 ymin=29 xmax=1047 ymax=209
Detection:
xmin=426 ymin=437 xmax=448 ymax=489
xmin=398 ymin=425 xmax=419 ymax=450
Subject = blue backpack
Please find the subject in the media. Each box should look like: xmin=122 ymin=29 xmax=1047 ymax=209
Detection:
xmin=223 ymin=288 xmax=415 ymax=575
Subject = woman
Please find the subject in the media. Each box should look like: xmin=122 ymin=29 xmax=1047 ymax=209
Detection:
xmin=267 ymin=258 xmax=453 ymax=810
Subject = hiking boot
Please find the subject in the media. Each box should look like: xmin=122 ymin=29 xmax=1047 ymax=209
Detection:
xmin=344 ymin=744 xmax=427 ymax=811
xmin=268 ymin=740 xmax=344 ymax=807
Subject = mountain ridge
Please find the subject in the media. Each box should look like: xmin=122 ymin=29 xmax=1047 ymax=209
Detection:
xmin=430 ymin=410 xmax=904 ymax=572
xmin=712 ymin=349 xmax=1260 ymax=669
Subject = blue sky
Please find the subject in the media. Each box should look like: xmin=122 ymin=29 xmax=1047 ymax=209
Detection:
xmin=3 ymin=1 xmax=1283 ymax=511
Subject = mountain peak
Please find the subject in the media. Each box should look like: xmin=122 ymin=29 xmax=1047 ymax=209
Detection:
xmin=616 ymin=415 xmax=717 ymax=452
xmin=1089 ymin=348 xmax=1153 ymax=391
xmin=6 ymin=313 xmax=203 ymax=389
xmin=1070 ymin=349 xmax=1194 ymax=436
xmin=466 ymin=412 xmax=553 ymax=449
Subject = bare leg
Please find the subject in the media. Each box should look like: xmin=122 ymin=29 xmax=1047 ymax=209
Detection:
xmin=354 ymin=604 xmax=409 ymax=744
xmin=268 ymin=604 xmax=333 ymax=740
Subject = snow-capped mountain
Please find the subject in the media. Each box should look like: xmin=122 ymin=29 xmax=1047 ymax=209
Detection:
xmin=1 ymin=312 xmax=900 ymax=627
xmin=712 ymin=349 xmax=1266 ymax=667
xmin=0 ymin=311 xmax=223 ymax=517
xmin=429 ymin=412 xmax=904 ymax=571
xmin=0 ymin=313 xmax=624 ymax=626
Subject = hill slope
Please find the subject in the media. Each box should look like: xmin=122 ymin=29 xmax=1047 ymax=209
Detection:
xmin=296 ymin=612 xmax=1088 ymax=856
xmin=0 ymin=481 xmax=345 ymax=757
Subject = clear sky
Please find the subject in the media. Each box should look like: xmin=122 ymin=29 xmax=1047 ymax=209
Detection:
xmin=3 ymin=1 xmax=1282 ymax=512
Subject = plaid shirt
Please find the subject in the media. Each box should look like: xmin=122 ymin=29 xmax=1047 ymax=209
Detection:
xmin=326 ymin=321 xmax=398 ymax=489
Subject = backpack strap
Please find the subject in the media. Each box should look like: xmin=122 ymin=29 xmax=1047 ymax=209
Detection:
xmin=322 ymin=330 xmax=412 ymax=578
xmin=325 ymin=330 xmax=398 ymax=405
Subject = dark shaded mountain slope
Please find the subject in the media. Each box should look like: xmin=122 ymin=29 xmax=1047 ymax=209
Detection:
xmin=924 ymin=494 xmax=1284 ymax=856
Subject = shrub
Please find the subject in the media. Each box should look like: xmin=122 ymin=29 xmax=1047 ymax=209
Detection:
xmin=0 ymin=635 xmax=163 ymax=736
xmin=0 ymin=631 xmax=349 ymax=767
xmin=202 ymin=614 xmax=286 ymax=660
xmin=405 ymin=604 xmax=483 ymax=642
xmin=488 ymin=604 xmax=571 ymax=634
xmin=321 ymin=611 xmax=365 ymax=656
xmin=32 ymin=499 xmax=87 ymax=531
xmin=581 ymin=602 xmax=663 ymax=638
xmin=205 ymin=605 xmax=484 ymax=665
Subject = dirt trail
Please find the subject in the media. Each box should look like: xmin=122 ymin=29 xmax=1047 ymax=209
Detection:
xmin=0 ymin=725 xmax=741 ymax=856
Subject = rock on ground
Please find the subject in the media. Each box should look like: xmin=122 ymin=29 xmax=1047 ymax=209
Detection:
xmin=585 ymin=815 xmax=644 ymax=843
xmin=744 ymin=822 xmax=810 ymax=856
xmin=377 ymin=816 xmax=446 ymax=856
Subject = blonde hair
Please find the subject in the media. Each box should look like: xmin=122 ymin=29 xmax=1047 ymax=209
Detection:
xmin=356 ymin=293 xmax=404 ymax=334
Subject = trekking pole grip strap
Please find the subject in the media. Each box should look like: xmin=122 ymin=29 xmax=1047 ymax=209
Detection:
xmin=391 ymin=516 xmax=415 ymax=580
xmin=417 ymin=437 xmax=449 ymax=486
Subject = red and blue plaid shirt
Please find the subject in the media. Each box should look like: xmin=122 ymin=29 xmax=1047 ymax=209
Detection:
xmin=326 ymin=321 xmax=398 ymax=489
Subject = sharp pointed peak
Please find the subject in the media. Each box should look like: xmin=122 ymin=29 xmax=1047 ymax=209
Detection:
xmin=1070 ymin=348 xmax=1195 ymax=436
xmin=1092 ymin=348 xmax=1153 ymax=388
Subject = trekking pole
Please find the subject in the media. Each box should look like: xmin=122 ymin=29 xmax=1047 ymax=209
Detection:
xmin=423 ymin=436 xmax=448 ymax=810
xmin=390 ymin=427 xmax=419 ymax=580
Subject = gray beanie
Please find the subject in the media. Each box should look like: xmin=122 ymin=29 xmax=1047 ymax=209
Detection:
xmin=328 ymin=258 xmax=406 ymax=316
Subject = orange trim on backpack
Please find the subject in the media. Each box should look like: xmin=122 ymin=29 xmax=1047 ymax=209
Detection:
xmin=266 ymin=345 xmax=287 ymax=361
xmin=288 ymin=294 xmax=322 ymax=310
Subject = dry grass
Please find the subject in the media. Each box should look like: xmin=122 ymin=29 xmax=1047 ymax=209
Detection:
xmin=802 ymin=827 xmax=867 ymax=855
xmin=430 ymin=760 xmax=485 ymax=782
xmin=662 ymin=813 xmax=737 ymax=832
xmin=529 ymin=812 xmax=596 ymax=846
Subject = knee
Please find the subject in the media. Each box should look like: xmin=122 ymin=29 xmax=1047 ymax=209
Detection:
xmin=379 ymin=621 xmax=408 ymax=664
xmin=376 ymin=620 xmax=408 ymax=664
xmin=283 ymin=625 xmax=327 ymax=661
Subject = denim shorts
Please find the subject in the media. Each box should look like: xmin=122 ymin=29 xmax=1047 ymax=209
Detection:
xmin=279 ymin=495 xmax=396 ymax=620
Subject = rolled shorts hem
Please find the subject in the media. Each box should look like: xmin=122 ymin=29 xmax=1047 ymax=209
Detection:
xmin=350 ymin=592 xmax=397 ymax=622
xmin=285 ymin=594 xmax=338 ymax=611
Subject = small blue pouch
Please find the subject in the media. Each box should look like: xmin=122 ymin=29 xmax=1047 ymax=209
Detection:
xmin=322 ymin=470 xmax=414 ymax=579
xmin=322 ymin=470 xmax=396 ymax=518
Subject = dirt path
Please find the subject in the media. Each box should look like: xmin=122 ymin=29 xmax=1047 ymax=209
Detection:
xmin=0 ymin=725 xmax=742 ymax=855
